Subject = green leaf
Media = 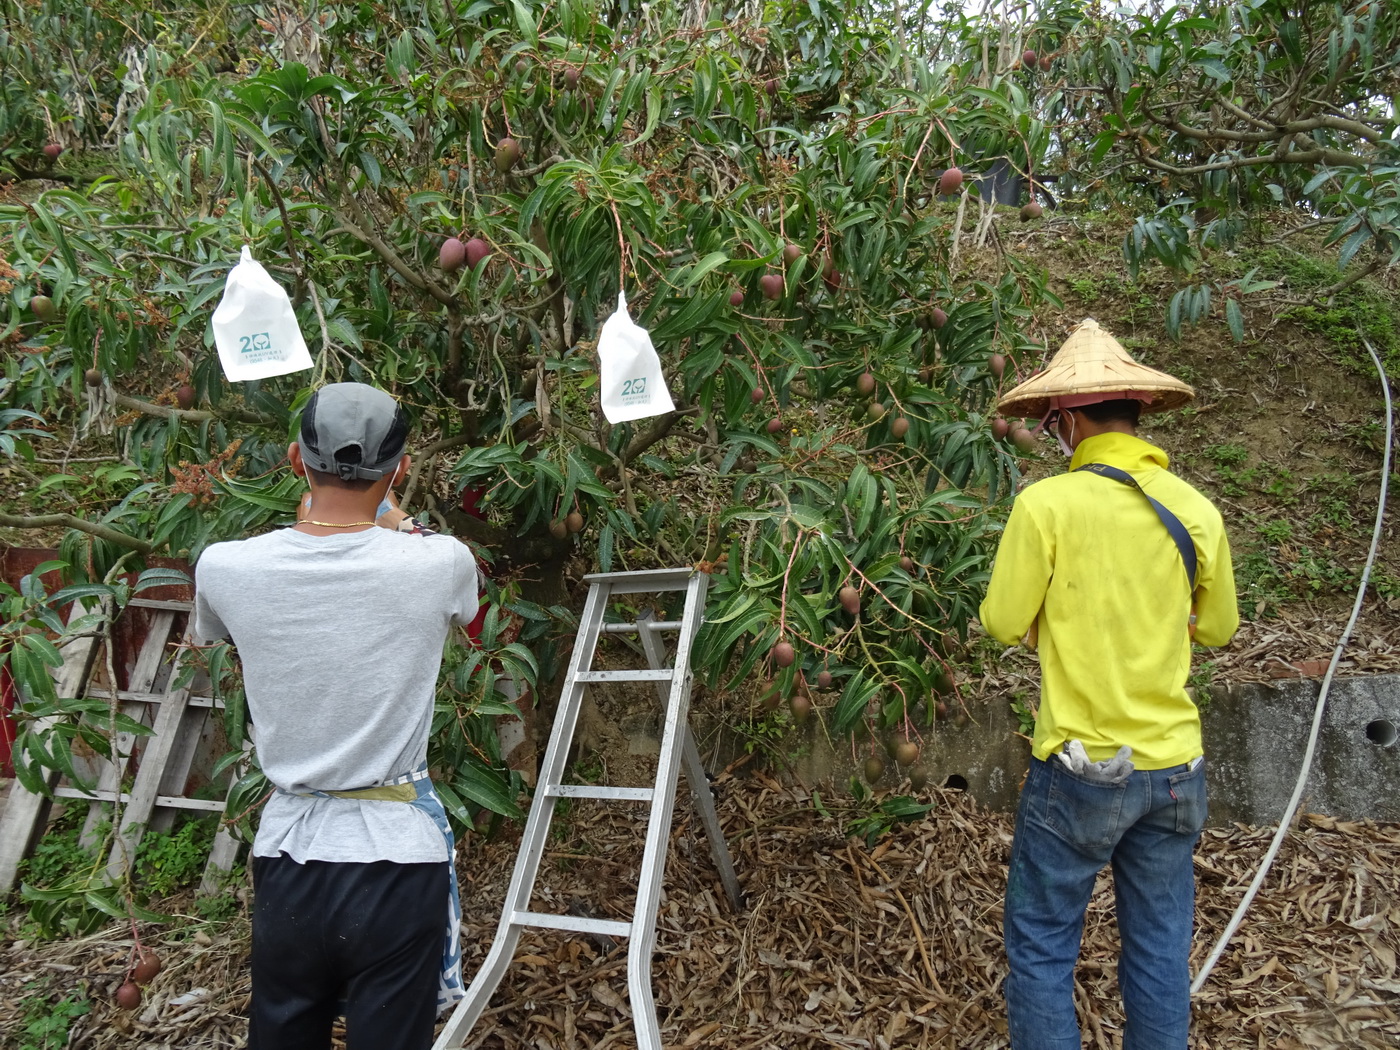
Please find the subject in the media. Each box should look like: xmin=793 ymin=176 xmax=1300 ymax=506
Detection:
xmin=1225 ymin=298 xmax=1244 ymax=344
xmin=452 ymin=762 xmax=524 ymax=819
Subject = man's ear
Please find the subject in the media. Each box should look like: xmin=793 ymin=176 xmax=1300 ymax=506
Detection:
xmin=288 ymin=442 xmax=308 ymax=478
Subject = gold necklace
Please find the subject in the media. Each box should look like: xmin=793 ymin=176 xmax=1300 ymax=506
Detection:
xmin=300 ymin=520 xmax=376 ymax=528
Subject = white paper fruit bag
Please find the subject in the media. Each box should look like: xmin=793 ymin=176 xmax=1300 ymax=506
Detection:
xmin=598 ymin=291 xmax=675 ymax=423
xmin=211 ymin=246 xmax=313 ymax=381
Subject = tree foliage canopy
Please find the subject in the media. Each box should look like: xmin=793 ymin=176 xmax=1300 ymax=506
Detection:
xmin=2 ymin=0 xmax=1397 ymax=830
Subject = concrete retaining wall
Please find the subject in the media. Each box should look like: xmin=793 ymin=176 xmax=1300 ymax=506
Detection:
xmin=706 ymin=674 xmax=1400 ymax=827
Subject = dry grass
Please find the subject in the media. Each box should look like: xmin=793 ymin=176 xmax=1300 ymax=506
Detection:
xmin=4 ymin=772 xmax=1398 ymax=1049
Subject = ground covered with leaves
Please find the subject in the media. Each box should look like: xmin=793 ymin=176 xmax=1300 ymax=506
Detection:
xmin=4 ymin=773 xmax=1398 ymax=1050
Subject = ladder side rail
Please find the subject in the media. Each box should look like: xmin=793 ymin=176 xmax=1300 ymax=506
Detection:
xmin=149 ymin=615 xmax=213 ymax=834
xmin=0 ymin=600 xmax=106 ymax=894
xmin=434 ymin=580 xmax=613 ymax=1050
xmin=626 ymin=572 xmax=710 ymax=1050
xmin=104 ymin=641 xmax=196 ymax=882
xmin=79 ymin=610 xmax=175 ymax=847
xmin=633 ymin=602 xmax=743 ymax=912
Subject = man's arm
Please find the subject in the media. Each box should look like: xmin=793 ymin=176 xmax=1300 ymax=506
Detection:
xmin=978 ymin=500 xmax=1053 ymax=646
xmin=191 ymin=556 xmax=231 ymax=643
xmin=1190 ymin=522 xmax=1239 ymax=647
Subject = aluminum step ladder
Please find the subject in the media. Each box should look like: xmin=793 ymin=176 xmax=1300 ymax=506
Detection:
xmin=433 ymin=567 xmax=742 ymax=1050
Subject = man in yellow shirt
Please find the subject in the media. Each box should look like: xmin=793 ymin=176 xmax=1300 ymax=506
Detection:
xmin=980 ymin=320 xmax=1238 ymax=1050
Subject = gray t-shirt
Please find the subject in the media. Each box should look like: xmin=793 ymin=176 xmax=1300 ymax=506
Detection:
xmin=193 ymin=526 xmax=479 ymax=864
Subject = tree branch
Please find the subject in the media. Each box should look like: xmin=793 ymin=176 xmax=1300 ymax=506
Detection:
xmin=0 ymin=512 xmax=155 ymax=555
xmin=1138 ymin=145 xmax=1366 ymax=177
xmin=114 ymin=393 xmax=273 ymax=426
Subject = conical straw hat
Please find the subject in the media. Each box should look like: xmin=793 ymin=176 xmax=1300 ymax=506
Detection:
xmin=996 ymin=318 xmax=1195 ymax=419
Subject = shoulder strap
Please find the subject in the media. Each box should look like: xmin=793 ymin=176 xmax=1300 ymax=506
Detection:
xmin=1073 ymin=462 xmax=1197 ymax=590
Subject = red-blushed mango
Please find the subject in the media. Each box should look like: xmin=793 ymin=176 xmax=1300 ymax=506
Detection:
xmin=1012 ymin=427 xmax=1036 ymax=454
xmin=856 ymin=372 xmax=876 ymax=396
xmin=839 ymin=585 xmax=860 ymax=615
xmin=439 ymin=237 xmax=467 ymax=271
xmin=990 ymin=353 xmax=1006 ymax=379
xmin=782 ymin=242 xmax=802 ymax=265
xmin=772 ymin=640 xmax=795 ymax=667
xmin=890 ymin=416 xmax=910 ymax=439
xmin=465 ymin=237 xmax=491 ymax=270
xmin=132 ymin=947 xmax=162 ymax=984
xmin=1020 ymin=201 xmax=1043 ymax=221
xmin=992 ymin=417 xmax=1011 ymax=440
xmin=729 ymin=288 xmax=745 ymax=307
xmin=937 ymin=167 xmax=963 ymax=196
xmin=1022 ymin=49 xmax=1037 ymax=67
xmin=930 ymin=306 xmax=948 ymax=329
xmin=759 ymin=273 xmax=784 ymax=300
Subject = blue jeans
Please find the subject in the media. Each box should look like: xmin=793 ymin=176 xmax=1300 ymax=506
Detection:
xmin=1005 ymin=756 xmax=1208 ymax=1050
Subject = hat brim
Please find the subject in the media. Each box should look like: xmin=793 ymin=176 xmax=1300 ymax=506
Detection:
xmin=997 ymin=383 xmax=1193 ymax=420
xmin=996 ymin=319 xmax=1195 ymax=419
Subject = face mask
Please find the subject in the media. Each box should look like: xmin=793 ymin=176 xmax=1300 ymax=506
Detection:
xmin=1056 ymin=412 xmax=1076 ymax=457
xmin=376 ymin=462 xmax=403 ymax=520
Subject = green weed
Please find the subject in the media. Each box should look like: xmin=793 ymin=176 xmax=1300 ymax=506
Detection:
xmin=15 ymin=982 xmax=90 ymax=1050
xmin=135 ymin=819 xmax=215 ymax=898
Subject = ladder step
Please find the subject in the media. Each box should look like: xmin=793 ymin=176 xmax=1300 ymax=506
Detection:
xmin=583 ymin=568 xmax=695 ymax=592
xmin=52 ymin=787 xmax=226 ymax=812
xmin=511 ymin=910 xmax=632 ymax=938
xmin=546 ymin=784 xmax=654 ymax=801
xmin=574 ymin=669 xmax=674 ymax=683
xmin=128 ymin=598 xmax=194 ymax=612
xmin=114 ymin=689 xmax=223 ymax=709
xmin=602 ymin=620 xmax=683 ymax=634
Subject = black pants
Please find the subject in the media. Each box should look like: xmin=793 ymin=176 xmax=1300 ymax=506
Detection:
xmin=250 ymin=854 xmax=448 ymax=1050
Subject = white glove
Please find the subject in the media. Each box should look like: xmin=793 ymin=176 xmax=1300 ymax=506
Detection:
xmin=1054 ymin=739 xmax=1135 ymax=784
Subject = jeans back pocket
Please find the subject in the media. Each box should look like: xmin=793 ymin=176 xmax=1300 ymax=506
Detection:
xmin=1168 ymin=761 xmax=1208 ymax=836
xmin=1045 ymin=760 xmax=1130 ymax=855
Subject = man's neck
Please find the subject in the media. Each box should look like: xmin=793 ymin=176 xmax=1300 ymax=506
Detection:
xmin=295 ymin=487 xmax=382 ymax=535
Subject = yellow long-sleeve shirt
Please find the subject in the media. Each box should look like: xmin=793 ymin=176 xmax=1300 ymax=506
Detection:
xmin=979 ymin=431 xmax=1238 ymax=769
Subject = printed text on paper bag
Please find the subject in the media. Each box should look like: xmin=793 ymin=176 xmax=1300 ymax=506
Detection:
xmin=621 ymin=376 xmax=647 ymax=402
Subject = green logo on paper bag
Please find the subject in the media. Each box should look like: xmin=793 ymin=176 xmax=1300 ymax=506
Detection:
xmin=621 ymin=376 xmax=647 ymax=400
xmin=237 ymin=331 xmax=281 ymax=364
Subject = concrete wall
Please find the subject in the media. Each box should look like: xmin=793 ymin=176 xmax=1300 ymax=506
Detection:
xmin=1201 ymin=674 xmax=1400 ymax=825
xmin=705 ymin=674 xmax=1400 ymax=827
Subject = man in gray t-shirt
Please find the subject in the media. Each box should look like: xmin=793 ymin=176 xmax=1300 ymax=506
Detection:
xmin=194 ymin=383 xmax=479 ymax=1050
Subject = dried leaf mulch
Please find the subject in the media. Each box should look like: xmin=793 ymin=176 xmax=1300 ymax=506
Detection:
xmin=3 ymin=774 xmax=1398 ymax=1049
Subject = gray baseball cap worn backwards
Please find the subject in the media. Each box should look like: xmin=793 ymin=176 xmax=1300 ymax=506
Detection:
xmin=298 ymin=382 xmax=408 ymax=481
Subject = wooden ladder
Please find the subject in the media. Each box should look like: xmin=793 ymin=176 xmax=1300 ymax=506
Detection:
xmin=0 ymin=597 xmax=246 ymax=896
